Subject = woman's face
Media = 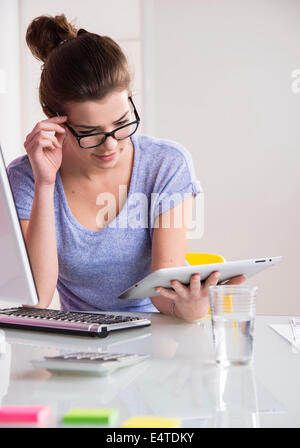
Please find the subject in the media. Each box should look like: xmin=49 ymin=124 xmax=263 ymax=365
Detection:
xmin=63 ymin=90 xmax=134 ymax=170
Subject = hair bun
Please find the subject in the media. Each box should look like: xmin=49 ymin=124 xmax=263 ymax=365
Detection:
xmin=26 ymin=14 xmax=78 ymax=63
xmin=77 ymin=28 xmax=88 ymax=37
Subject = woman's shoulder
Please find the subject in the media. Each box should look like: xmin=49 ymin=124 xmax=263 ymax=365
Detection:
xmin=7 ymin=154 xmax=34 ymax=184
xmin=7 ymin=154 xmax=33 ymax=174
xmin=133 ymin=134 xmax=198 ymax=187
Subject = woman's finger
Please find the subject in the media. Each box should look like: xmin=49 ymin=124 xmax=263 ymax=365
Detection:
xmin=189 ymin=274 xmax=201 ymax=298
xmin=154 ymin=286 xmax=177 ymax=300
xmin=202 ymin=271 xmax=220 ymax=296
xmin=25 ymin=118 xmax=66 ymax=146
xmin=25 ymin=131 xmax=61 ymax=150
xmin=56 ymin=129 xmax=67 ymax=146
xmin=170 ymin=279 xmax=189 ymax=300
xmin=225 ymin=275 xmax=246 ymax=285
xmin=25 ymin=137 xmax=56 ymax=156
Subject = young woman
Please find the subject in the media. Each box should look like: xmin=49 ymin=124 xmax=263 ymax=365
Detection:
xmin=7 ymin=14 xmax=245 ymax=322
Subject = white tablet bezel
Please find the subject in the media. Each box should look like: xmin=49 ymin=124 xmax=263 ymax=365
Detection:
xmin=118 ymin=256 xmax=282 ymax=300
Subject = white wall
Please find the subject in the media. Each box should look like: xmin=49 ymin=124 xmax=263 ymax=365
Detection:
xmin=0 ymin=0 xmax=21 ymax=165
xmin=143 ymin=0 xmax=300 ymax=315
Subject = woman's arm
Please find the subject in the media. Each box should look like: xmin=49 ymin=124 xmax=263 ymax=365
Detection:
xmin=20 ymin=183 xmax=58 ymax=308
xmin=150 ymin=195 xmax=200 ymax=319
xmin=20 ymin=115 xmax=67 ymax=308
xmin=150 ymin=195 xmax=245 ymax=322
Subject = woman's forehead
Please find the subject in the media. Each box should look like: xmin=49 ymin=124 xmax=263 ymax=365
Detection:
xmin=65 ymin=91 xmax=130 ymax=127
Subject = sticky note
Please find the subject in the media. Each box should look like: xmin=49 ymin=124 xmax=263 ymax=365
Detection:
xmin=62 ymin=408 xmax=118 ymax=425
xmin=0 ymin=405 xmax=51 ymax=425
xmin=122 ymin=416 xmax=181 ymax=428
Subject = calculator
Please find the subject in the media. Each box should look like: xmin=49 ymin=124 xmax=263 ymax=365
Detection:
xmin=31 ymin=352 xmax=150 ymax=375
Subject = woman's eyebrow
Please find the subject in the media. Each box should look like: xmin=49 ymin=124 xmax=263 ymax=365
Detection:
xmin=72 ymin=110 xmax=130 ymax=129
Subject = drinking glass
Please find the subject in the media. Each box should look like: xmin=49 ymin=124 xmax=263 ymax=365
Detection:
xmin=209 ymin=285 xmax=257 ymax=366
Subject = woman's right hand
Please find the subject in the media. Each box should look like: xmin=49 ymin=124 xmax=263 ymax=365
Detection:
xmin=24 ymin=116 xmax=67 ymax=186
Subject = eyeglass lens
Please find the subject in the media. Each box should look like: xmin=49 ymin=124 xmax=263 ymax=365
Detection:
xmin=79 ymin=122 xmax=139 ymax=148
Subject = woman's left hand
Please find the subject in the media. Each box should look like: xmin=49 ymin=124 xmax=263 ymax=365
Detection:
xmin=155 ymin=271 xmax=246 ymax=322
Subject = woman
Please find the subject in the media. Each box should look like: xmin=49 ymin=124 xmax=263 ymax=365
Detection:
xmin=8 ymin=14 xmax=245 ymax=322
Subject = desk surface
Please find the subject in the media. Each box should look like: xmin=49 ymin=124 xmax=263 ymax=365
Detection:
xmin=0 ymin=313 xmax=299 ymax=428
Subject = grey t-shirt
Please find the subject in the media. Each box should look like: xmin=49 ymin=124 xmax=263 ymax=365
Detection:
xmin=7 ymin=134 xmax=202 ymax=312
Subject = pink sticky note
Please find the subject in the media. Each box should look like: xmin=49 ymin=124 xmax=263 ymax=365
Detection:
xmin=0 ymin=405 xmax=51 ymax=425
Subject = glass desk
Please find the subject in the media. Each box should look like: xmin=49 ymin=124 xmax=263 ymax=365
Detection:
xmin=0 ymin=313 xmax=299 ymax=428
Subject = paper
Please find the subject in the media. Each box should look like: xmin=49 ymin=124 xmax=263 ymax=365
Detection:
xmin=268 ymin=324 xmax=298 ymax=346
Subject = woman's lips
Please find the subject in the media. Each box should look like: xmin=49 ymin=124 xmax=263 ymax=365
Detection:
xmin=93 ymin=152 xmax=117 ymax=161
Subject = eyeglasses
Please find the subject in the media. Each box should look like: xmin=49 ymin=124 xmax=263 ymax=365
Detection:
xmin=47 ymin=97 xmax=140 ymax=149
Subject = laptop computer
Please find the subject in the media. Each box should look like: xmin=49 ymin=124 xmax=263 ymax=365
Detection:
xmin=0 ymin=145 xmax=151 ymax=338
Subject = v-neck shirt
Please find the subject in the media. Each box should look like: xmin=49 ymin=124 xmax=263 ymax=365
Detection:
xmin=7 ymin=134 xmax=202 ymax=312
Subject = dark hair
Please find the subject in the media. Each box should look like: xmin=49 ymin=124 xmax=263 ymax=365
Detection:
xmin=26 ymin=14 xmax=132 ymax=116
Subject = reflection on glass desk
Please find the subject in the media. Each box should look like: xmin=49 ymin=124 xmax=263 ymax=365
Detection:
xmin=0 ymin=313 xmax=299 ymax=428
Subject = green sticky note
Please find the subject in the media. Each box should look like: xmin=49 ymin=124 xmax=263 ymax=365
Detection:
xmin=62 ymin=408 xmax=118 ymax=425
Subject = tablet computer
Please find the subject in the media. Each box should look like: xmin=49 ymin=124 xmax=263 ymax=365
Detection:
xmin=118 ymin=256 xmax=282 ymax=300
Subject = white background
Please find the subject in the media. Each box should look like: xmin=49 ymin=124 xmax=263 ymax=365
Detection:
xmin=0 ymin=0 xmax=300 ymax=314
xmin=144 ymin=0 xmax=300 ymax=315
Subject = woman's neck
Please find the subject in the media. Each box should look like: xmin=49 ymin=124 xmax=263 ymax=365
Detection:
xmin=59 ymin=138 xmax=133 ymax=184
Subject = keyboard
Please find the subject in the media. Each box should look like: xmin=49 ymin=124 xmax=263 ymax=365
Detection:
xmin=0 ymin=307 xmax=151 ymax=338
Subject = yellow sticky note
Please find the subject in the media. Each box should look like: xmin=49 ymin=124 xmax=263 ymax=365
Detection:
xmin=122 ymin=416 xmax=181 ymax=428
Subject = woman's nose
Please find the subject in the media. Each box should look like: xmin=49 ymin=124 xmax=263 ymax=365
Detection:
xmin=102 ymin=135 xmax=118 ymax=151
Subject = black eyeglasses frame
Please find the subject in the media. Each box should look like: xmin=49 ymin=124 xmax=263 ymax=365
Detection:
xmin=46 ymin=96 xmax=140 ymax=149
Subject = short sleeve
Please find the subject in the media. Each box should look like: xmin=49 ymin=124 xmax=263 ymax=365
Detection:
xmin=6 ymin=156 xmax=35 ymax=220
xmin=150 ymin=142 xmax=202 ymax=227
